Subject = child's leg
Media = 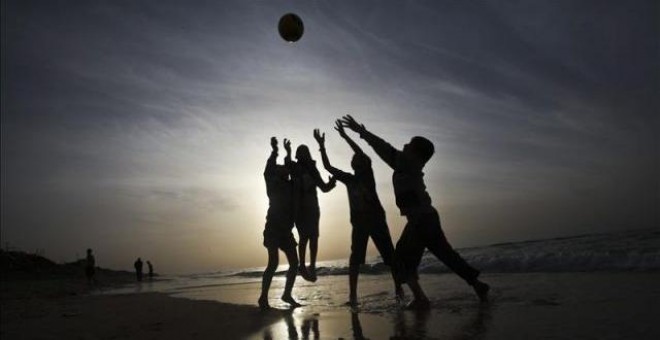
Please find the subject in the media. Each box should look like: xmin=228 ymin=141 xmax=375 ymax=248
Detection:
xmin=422 ymin=211 xmax=479 ymax=282
xmin=422 ymin=210 xmax=489 ymax=302
xmin=395 ymin=218 xmax=427 ymax=305
xmin=405 ymin=277 xmax=430 ymax=309
xmin=307 ymin=211 xmax=320 ymax=279
xmin=348 ymin=225 xmax=369 ymax=304
xmin=297 ymin=235 xmax=312 ymax=280
xmin=259 ymin=246 xmax=279 ymax=308
xmin=309 ymin=236 xmax=318 ymax=275
xmin=369 ymin=220 xmax=404 ymax=299
xmin=281 ymin=247 xmax=302 ymax=306
xmin=348 ymin=263 xmax=359 ymax=305
xmin=298 ymin=235 xmax=308 ymax=268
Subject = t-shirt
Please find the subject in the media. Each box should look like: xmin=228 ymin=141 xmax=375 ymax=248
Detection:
xmin=333 ymin=161 xmax=386 ymax=223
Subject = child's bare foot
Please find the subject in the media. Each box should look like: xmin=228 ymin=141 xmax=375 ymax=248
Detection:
xmin=405 ymin=298 xmax=431 ymax=310
xmin=281 ymin=295 xmax=302 ymax=307
xmin=472 ymin=281 xmax=490 ymax=303
xmin=309 ymin=266 xmax=318 ymax=282
xmin=258 ymin=296 xmax=270 ymax=310
xmin=299 ymin=265 xmax=315 ymax=282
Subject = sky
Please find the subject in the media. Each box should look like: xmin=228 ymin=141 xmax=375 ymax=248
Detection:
xmin=1 ymin=0 xmax=658 ymax=274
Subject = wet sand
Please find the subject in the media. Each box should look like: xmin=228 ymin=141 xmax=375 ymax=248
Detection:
xmin=1 ymin=292 xmax=284 ymax=339
xmin=2 ymin=273 xmax=660 ymax=339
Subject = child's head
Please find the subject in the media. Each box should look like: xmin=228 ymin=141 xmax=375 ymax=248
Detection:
xmin=403 ymin=136 xmax=434 ymax=164
xmin=351 ymin=153 xmax=371 ymax=173
xmin=295 ymin=145 xmax=312 ymax=162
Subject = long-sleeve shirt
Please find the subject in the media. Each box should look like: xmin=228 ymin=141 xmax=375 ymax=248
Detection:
xmin=360 ymin=131 xmax=433 ymax=216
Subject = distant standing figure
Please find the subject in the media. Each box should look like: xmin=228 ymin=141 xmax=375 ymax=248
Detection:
xmin=134 ymin=257 xmax=143 ymax=282
xmin=285 ymin=138 xmax=336 ymax=281
xmin=147 ymin=261 xmax=154 ymax=280
xmin=85 ymin=248 xmax=96 ymax=284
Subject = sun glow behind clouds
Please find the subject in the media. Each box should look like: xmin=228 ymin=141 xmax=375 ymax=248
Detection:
xmin=2 ymin=0 xmax=656 ymax=273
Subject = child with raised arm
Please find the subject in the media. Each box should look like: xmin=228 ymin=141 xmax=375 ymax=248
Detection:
xmin=258 ymin=137 xmax=301 ymax=309
xmin=340 ymin=115 xmax=490 ymax=309
xmin=314 ymin=122 xmax=403 ymax=306
xmin=284 ymin=139 xmax=336 ymax=282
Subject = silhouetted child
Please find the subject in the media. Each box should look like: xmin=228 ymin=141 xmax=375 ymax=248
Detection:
xmin=85 ymin=248 xmax=96 ymax=285
xmin=258 ymin=137 xmax=301 ymax=309
xmin=340 ymin=115 xmax=489 ymax=309
xmin=134 ymin=257 xmax=143 ymax=282
xmin=314 ymin=122 xmax=403 ymax=306
xmin=284 ymin=138 xmax=336 ymax=281
xmin=147 ymin=261 xmax=154 ymax=280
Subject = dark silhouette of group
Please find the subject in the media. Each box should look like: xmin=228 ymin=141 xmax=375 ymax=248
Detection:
xmin=259 ymin=115 xmax=489 ymax=310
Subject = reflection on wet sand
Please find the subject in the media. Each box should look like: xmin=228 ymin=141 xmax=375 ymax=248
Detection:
xmin=453 ymin=304 xmax=492 ymax=340
xmin=391 ymin=309 xmax=432 ymax=339
xmin=260 ymin=304 xmax=491 ymax=339
xmin=262 ymin=311 xmax=319 ymax=340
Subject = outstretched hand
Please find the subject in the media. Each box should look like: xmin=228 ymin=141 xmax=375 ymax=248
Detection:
xmin=283 ymin=138 xmax=291 ymax=154
xmin=270 ymin=137 xmax=278 ymax=151
xmin=334 ymin=120 xmax=348 ymax=138
xmin=339 ymin=114 xmax=366 ymax=134
xmin=313 ymin=129 xmax=325 ymax=146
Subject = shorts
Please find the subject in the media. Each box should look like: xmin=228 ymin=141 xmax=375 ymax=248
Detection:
xmin=294 ymin=208 xmax=320 ymax=239
xmin=349 ymin=218 xmax=395 ymax=266
xmin=85 ymin=266 xmax=95 ymax=278
xmin=263 ymin=229 xmax=297 ymax=250
xmin=263 ymin=217 xmax=297 ymax=250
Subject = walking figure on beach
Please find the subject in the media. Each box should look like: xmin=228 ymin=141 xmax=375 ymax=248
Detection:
xmin=134 ymin=257 xmax=143 ymax=282
xmin=85 ymin=248 xmax=96 ymax=285
xmin=258 ymin=137 xmax=301 ymax=309
xmin=285 ymin=138 xmax=336 ymax=282
xmin=147 ymin=261 xmax=154 ymax=280
xmin=314 ymin=122 xmax=403 ymax=306
xmin=340 ymin=115 xmax=490 ymax=309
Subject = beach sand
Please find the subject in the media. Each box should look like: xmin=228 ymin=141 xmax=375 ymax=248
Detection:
xmin=2 ymin=272 xmax=660 ymax=339
xmin=1 ymin=292 xmax=285 ymax=339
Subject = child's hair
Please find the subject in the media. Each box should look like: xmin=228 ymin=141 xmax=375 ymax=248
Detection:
xmin=295 ymin=145 xmax=312 ymax=162
xmin=351 ymin=153 xmax=371 ymax=171
xmin=410 ymin=136 xmax=435 ymax=164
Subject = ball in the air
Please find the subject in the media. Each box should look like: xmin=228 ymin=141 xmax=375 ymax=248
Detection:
xmin=278 ymin=13 xmax=304 ymax=42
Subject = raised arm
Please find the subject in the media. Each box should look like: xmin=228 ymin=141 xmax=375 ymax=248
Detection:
xmin=283 ymin=138 xmax=292 ymax=165
xmin=308 ymin=130 xmax=336 ymax=192
xmin=334 ymin=120 xmax=364 ymax=156
xmin=315 ymin=172 xmax=337 ymax=192
xmin=339 ymin=115 xmax=400 ymax=170
xmin=283 ymin=138 xmax=294 ymax=171
xmin=314 ymin=128 xmax=350 ymax=182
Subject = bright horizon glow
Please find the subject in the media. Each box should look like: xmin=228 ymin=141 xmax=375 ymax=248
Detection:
xmin=2 ymin=1 xmax=657 ymax=274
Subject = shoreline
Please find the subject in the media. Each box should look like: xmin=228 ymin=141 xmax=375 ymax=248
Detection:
xmin=2 ymin=272 xmax=660 ymax=339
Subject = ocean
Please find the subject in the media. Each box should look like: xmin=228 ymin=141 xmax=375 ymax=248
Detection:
xmin=99 ymin=229 xmax=660 ymax=339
